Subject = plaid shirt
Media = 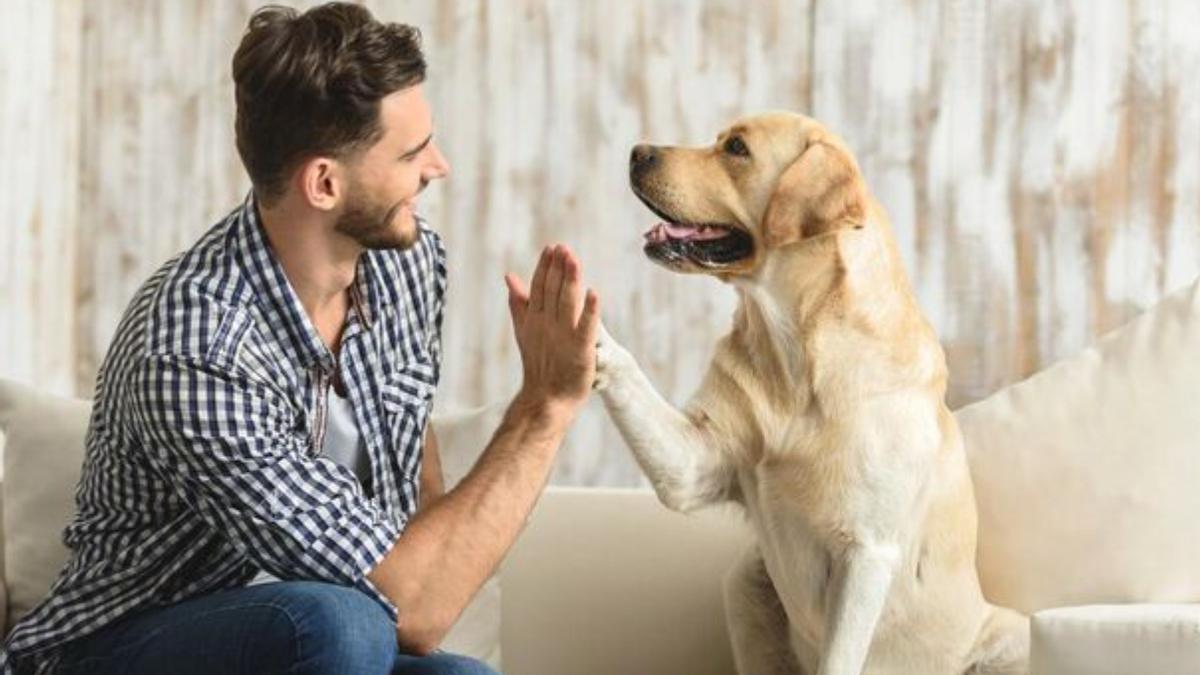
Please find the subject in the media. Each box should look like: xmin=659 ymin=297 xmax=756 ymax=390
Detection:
xmin=2 ymin=194 xmax=446 ymax=672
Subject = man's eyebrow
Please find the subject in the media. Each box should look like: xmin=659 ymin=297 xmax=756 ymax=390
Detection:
xmin=400 ymin=133 xmax=433 ymax=159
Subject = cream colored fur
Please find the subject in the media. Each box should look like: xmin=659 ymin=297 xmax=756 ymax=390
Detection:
xmin=595 ymin=113 xmax=1028 ymax=675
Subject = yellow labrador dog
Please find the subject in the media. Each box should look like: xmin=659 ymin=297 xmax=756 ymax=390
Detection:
xmin=594 ymin=113 xmax=1028 ymax=675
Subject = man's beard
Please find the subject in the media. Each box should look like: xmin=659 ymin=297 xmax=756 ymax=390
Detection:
xmin=335 ymin=181 xmax=424 ymax=251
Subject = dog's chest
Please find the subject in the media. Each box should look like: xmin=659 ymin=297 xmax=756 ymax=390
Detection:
xmin=749 ymin=414 xmax=894 ymax=530
xmin=735 ymin=429 xmax=921 ymax=627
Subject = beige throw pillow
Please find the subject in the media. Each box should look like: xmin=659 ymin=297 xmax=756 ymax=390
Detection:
xmin=0 ymin=380 xmax=91 ymax=630
xmin=957 ymin=278 xmax=1200 ymax=614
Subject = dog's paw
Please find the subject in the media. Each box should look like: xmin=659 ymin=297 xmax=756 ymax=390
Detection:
xmin=593 ymin=322 xmax=634 ymax=392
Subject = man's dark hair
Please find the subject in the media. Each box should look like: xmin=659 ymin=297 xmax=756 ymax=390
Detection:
xmin=232 ymin=3 xmax=426 ymax=204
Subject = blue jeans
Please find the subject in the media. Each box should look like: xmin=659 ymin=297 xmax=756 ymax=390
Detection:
xmin=50 ymin=581 xmax=499 ymax=675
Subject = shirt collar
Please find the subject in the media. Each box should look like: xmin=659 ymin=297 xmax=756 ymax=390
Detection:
xmin=233 ymin=192 xmax=384 ymax=371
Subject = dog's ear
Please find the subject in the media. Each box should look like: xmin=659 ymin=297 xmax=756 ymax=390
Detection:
xmin=762 ymin=138 xmax=867 ymax=248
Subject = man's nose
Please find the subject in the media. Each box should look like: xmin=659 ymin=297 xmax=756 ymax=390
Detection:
xmin=426 ymin=142 xmax=451 ymax=179
xmin=630 ymin=144 xmax=659 ymax=178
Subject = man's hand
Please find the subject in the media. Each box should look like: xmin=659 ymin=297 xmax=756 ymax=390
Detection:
xmin=504 ymin=244 xmax=600 ymax=419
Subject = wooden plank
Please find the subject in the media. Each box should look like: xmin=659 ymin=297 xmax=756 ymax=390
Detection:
xmin=74 ymin=0 xmax=260 ymax=393
xmin=1161 ymin=0 xmax=1200 ymax=289
xmin=0 ymin=0 xmax=82 ymax=395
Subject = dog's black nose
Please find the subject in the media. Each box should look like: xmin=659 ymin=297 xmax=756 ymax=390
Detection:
xmin=630 ymin=144 xmax=659 ymax=177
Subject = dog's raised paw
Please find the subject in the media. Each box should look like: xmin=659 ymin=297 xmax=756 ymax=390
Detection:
xmin=593 ymin=339 xmax=615 ymax=391
xmin=593 ymin=323 xmax=632 ymax=392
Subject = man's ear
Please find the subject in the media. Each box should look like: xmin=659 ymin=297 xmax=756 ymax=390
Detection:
xmin=296 ymin=156 xmax=342 ymax=212
xmin=762 ymin=139 xmax=867 ymax=248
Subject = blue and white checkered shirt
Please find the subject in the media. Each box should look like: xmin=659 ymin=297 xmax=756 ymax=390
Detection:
xmin=2 ymin=194 xmax=446 ymax=672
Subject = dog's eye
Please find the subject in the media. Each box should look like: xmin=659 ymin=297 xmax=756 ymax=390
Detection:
xmin=723 ymin=136 xmax=750 ymax=158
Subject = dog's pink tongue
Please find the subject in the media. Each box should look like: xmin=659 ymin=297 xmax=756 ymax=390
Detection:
xmin=664 ymin=223 xmax=698 ymax=239
xmin=645 ymin=222 xmax=727 ymax=242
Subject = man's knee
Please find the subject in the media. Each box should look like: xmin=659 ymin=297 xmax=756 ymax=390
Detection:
xmin=276 ymin=581 xmax=396 ymax=674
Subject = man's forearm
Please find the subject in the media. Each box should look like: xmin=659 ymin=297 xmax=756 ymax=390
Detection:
xmin=367 ymin=391 xmax=571 ymax=654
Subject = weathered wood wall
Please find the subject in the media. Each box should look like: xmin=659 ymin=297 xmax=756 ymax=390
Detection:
xmin=1 ymin=0 xmax=82 ymax=395
xmin=2 ymin=0 xmax=1197 ymax=486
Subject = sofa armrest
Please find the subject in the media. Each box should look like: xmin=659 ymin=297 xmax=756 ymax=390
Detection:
xmin=499 ymin=487 xmax=752 ymax=675
xmin=1031 ymin=604 xmax=1200 ymax=675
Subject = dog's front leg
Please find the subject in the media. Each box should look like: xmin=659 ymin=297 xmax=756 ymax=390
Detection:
xmin=818 ymin=543 xmax=899 ymax=675
xmin=594 ymin=324 xmax=732 ymax=512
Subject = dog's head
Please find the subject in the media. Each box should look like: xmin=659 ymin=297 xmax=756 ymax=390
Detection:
xmin=630 ymin=112 xmax=867 ymax=276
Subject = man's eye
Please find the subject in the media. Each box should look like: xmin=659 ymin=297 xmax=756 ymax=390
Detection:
xmin=724 ymin=136 xmax=750 ymax=157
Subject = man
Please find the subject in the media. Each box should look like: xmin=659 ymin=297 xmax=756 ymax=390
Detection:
xmin=1 ymin=4 xmax=598 ymax=674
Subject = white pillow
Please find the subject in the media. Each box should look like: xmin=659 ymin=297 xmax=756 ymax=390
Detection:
xmin=0 ymin=380 xmax=91 ymax=630
xmin=430 ymin=400 xmax=510 ymax=669
xmin=0 ymin=378 xmax=505 ymax=669
xmin=957 ymin=278 xmax=1200 ymax=614
xmin=1030 ymin=604 xmax=1200 ymax=675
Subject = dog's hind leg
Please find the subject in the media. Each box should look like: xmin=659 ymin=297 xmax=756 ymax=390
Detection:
xmin=964 ymin=605 xmax=1029 ymax=675
xmin=725 ymin=545 xmax=807 ymax=675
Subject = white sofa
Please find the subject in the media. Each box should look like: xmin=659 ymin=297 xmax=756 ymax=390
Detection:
xmin=3 ymin=279 xmax=1200 ymax=674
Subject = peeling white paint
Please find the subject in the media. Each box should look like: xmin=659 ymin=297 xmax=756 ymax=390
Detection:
xmin=1 ymin=0 xmax=1197 ymax=485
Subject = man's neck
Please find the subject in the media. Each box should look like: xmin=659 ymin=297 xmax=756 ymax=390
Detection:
xmin=258 ymin=196 xmax=359 ymax=350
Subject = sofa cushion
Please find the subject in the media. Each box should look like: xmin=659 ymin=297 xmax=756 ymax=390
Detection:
xmin=499 ymin=486 xmax=753 ymax=675
xmin=0 ymin=380 xmax=91 ymax=630
xmin=957 ymin=278 xmax=1200 ymax=614
xmin=0 ymin=378 xmax=502 ymax=669
xmin=1031 ymin=604 xmax=1200 ymax=675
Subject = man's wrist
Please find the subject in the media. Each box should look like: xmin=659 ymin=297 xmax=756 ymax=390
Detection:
xmin=509 ymin=387 xmax=579 ymax=428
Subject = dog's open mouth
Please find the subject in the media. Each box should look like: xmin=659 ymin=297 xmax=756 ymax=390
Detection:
xmin=636 ymin=195 xmax=754 ymax=269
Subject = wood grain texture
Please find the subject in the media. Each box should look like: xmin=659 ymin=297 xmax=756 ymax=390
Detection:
xmin=1 ymin=0 xmax=82 ymax=394
xmin=75 ymin=0 xmax=272 ymax=392
xmin=1 ymin=0 xmax=1197 ymax=486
